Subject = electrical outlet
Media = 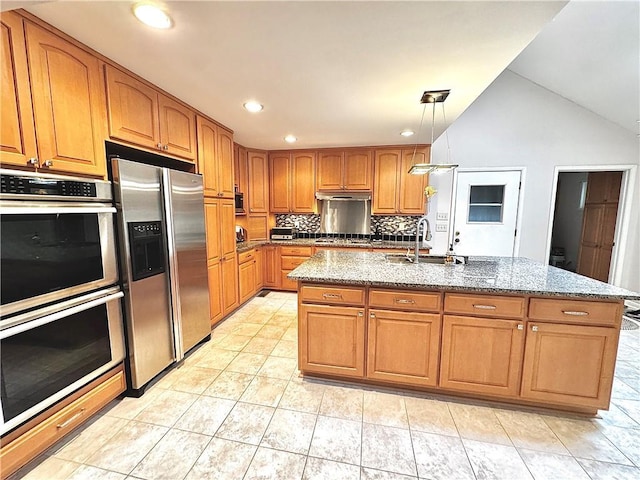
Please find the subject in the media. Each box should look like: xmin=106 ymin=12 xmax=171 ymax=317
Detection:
xmin=435 ymin=223 xmax=448 ymax=232
xmin=398 ymin=222 xmax=406 ymax=230
xmin=436 ymin=212 xmax=448 ymax=221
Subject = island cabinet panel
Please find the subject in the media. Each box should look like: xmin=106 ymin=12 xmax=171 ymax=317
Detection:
xmin=439 ymin=315 xmax=525 ymax=396
xmin=444 ymin=293 xmax=525 ymax=319
xmin=25 ymin=21 xmax=107 ymax=177
xmin=367 ymin=309 xmax=441 ymax=387
xmin=300 ymin=284 xmax=366 ymax=306
xmin=299 ymin=304 xmax=365 ymax=378
xmin=520 ymin=322 xmax=618 ymax=409
xmin=369 ymin=289 xmax=441 ymax=312
xmin=1 ymin=12 xmax=37 ymax=169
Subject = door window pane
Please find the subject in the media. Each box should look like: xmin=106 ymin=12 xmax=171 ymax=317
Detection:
xmin=468 ymin=185 xmax=505 ymax=223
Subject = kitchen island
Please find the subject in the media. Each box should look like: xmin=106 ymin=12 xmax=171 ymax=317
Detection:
xmin=289 ymin=251 xmax=640 ymax=414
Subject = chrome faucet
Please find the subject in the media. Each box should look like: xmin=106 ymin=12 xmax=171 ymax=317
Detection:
xmin=413 ymin=214 xmax=432 ymax=263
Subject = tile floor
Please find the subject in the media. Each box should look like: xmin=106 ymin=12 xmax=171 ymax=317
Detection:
xmin=9 ymin=292 xmax=640 ymax=480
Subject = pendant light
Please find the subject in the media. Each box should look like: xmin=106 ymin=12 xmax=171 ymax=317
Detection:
xmin=408 ymin=89 xmax=458 ymax=175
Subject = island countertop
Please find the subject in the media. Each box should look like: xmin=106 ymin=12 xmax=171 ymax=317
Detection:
xmin=288 ymin=251 xmax=640 ymax=300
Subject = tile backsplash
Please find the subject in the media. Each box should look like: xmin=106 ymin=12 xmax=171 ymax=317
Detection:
xmin=275 ymin=214 xmax=421 ymax=237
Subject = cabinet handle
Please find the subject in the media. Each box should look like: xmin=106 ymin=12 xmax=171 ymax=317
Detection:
xmin=394 ymin=298 xmax=415 ymax=304
xmin=27 ymin=157 xmax=39 ymax=166
xmin=473 ymin=304 xmax=497 ymax=310
xmin=358 ymin=311 xmax=363 ymax=317
xmin=322 ymin=293 xmax=342 ymax=299
xmin=157 ymin=143 xmax=163 ymax=149
xmin=531 ymin=325 xmax=539 ymax=332
xmin=370 ymin=312 xmax=376 ymax=318
xmin=56 ymin=408 xmax=86 ymax=430
xmin=562 ymin=310 xmax=589 ymax=316
xmin=163 ymin=145 xmax=169 ymax=151
xmin=517 ymin=324 xmax=523 ymax=330
xmin=42 ymin=160 xmax=54 ymax=168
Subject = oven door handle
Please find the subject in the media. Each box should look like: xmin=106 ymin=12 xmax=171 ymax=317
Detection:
xmin=0 ymin=204 xmax=116 ymax=214
xmin=0 ymin=291 xmax=124 ymax=339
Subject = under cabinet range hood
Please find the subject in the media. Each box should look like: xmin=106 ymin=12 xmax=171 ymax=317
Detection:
xmin=316 ymin=192 xmax=371 ymax=235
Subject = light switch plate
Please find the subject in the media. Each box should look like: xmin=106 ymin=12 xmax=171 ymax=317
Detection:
xmin=435 ymin=223 xmax=448 ymax=232
xmin=436 ymin=212 xmax=448 ymax=221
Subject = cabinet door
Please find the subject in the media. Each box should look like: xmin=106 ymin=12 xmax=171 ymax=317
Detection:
xmin=217 ymin=127 xmax=235 ymax=198
xmin=1 ymin=13 xmax=37 ymax=169
xmin=586 ymin=171 xmax=622 ymax=204
xmin=254 ymin=248 xmax=264 ymax=290
xmin=208 ymin=262 xmax=223 ymax=326
xmin=247 ymin=151 xmax=268 ymax=213
xmin=292 ymin=152 xmax=316 ymax=212
xmin=367 ymin=309 xmax=440 ymax=386
xmin=299 ymin=304 xmax=365 ymax=378
xmin=204 ymin=199 xmax=221 ymax=262
xmin=197 ymin=116 xmax=219 ymax=197
xmin=373 ymin=149 xmax=400 ymax=214
xmin=344 ymin=150 xmax=372 ymax=190
xmin=221 ymin=254 xmax=238 ymax=315
xmin=248 ymin=214 xmax=268 ymax=241
xmin=236 ymin=145 xmax=249 ymax=199
xmin=220 ymin=199 xmax=236 ymax=258
xmin=439 ymin=315 xmax=524 ymax=396
xmin=577 ymin=204 xmax=604 ymax=280
xmin=26 ymin=22 xmax=107 ymax=177
xmin=269 ymin=153 xmax=291 ymax=212
xmin=399 ymin=148 xmax=428 ymax=214
xmin=105 ymin=65 xmax=159 ymax=151
xmin=158 ymin=94 xmax=196 ymax=161
xmin=316 ymin=152 xmax=343 ymax=190
xmin=521 ymin=323 xmax=618 ymax=409
xmin=263 ymin=246 xmax=280 ymax=288
xmin=238 ymin=258 xmax=256 ymax=304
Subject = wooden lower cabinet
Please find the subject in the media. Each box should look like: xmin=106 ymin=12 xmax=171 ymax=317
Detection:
xmin=254 ymin=247 xmax=264 ymax=289
xmin=0 ymin=366 xmax=125 ymax=479
xmin=238 ymin=248 xmax=260 ymax=304
xmin=367 ymin=309 xmax=440 ymax=387
xmin=221 ymin=254 xmax=238 ymax=315
xmin=263 ymin=245 xmax=280 ymax=288
xmin=439 ymin=315 xmax=525 ymax=397
xmin=520 ymin=322 xmax=618 ymax=409
xmin=207 ymin=262 xmax=223 ymax=325
xmin=299 ymin=304 xmax=365 ymax=378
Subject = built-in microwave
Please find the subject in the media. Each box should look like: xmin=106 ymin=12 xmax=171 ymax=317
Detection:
xmin=0 ymin=170 xmax=118 ymax=317
xmin=235 ymin=192 xmax=244 ymax=213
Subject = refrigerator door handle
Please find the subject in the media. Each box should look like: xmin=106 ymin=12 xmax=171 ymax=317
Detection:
xmin=161 ymin=169 xmax=184 ymax=362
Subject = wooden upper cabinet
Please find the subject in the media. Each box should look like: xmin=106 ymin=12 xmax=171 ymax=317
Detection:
xmin=197 ymin=116 xmax=234 ymax=198
xmin=269 ymin=151 xmax=316 ymax=213
xmin=317 ymin=150 xmax=372 ymax=191
xmin=373 ymin=149 xmax=400 ymax=214
xmin=1 ymin=12 xmax=37 ymax=169
xmin=269 ymin=153 xmax=291 ymax=212
xmin=158 ymin=95 xmax=196 ymax=160
xmin=25 ymin=21 xmax=107 ymax=177
xmin=247 ymin=150 xmax=269 ymax=213
xmin=105 ymin=65 xmax=196 ymax=161
xmin=585 ymin=171 xmax=622 ymax=204
xmin=344 ymin=150 xmax=372 ymax=190
xmin=373 ymin=147 xmax=428 ymax=214
xmin=399 ymin=148 xmax=428 ymax=214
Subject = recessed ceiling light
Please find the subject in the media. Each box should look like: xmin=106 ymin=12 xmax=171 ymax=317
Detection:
xmin=243 ymin=101 xmax=263 ymax=113
xmin=132 ymin=3 xmax=172 ymax=29
xmin=400 ymin=130 xmax=415 ymax=137
xmin=284 ymin=135 xmax=297 ymax=143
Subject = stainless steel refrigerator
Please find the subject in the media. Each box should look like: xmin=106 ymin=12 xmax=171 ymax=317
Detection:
xmin=111 ymin=159 xmax=210 ymax=394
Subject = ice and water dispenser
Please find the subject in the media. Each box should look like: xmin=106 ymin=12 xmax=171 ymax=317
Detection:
xmin=128 ymin=221 xmax=165 ymax=281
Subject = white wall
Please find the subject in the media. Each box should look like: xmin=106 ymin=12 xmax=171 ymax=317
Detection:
xmin=427 ymin=70 xmax=640 ymax=292
xmin=551 ymin=172 xmax=588 ymax=271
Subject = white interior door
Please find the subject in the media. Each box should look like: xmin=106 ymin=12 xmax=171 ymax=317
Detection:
xmin=451 ymin=170 xmax=522 ymax=256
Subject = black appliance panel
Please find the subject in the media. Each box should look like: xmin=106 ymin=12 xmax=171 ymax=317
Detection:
xmin=128 ymin=221 xmax=165 ymax=281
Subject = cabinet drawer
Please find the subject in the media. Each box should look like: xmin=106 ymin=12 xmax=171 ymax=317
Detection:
xmin=281 ymin=256 xmax=309 ymax=270
xmin=238 ymin=249 xmax=256 ymax=264
xmin=529 ymin=298 xmax=622 ymax=327
xmin=300 ymin=284 xmax=366 ymax=306
xmin=281 ymin=245 xmax=313 ymax=256
xmin=369 ymin=289 xmax=441 ymax=312
xmin=0 ymin=368 xmax=125 ymax=478
xmin=445 ymin=293 xmax=525 ymax=319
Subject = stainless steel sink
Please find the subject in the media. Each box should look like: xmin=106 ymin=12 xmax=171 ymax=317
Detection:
xmin=385 ymin=254 xmax=468 ymax=265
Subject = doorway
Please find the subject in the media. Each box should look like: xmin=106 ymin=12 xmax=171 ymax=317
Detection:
xmin=450 ymin=170 xmax=523 ymax=256
xmin=549 ymin=171 xmax=622 ymax=282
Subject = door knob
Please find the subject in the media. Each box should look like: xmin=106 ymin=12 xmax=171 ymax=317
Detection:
xmin=27 ymin=157 xmax=39 ymax=166
xmin=42 ymin=160 xmax=54 ymax=168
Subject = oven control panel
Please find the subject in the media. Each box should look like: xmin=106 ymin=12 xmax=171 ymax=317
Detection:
xmin=1 ymin=173 xmax=98 ymax=198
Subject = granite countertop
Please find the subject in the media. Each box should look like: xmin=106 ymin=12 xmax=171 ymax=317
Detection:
xmin=288 ymin=250 xmax=640 ymax=300
xmin=235 ymin=239 xmax=420 ymax=253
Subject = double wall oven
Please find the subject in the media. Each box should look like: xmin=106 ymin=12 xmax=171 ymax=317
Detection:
xmin=0 ymin=169 xmax=125 ymax=435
